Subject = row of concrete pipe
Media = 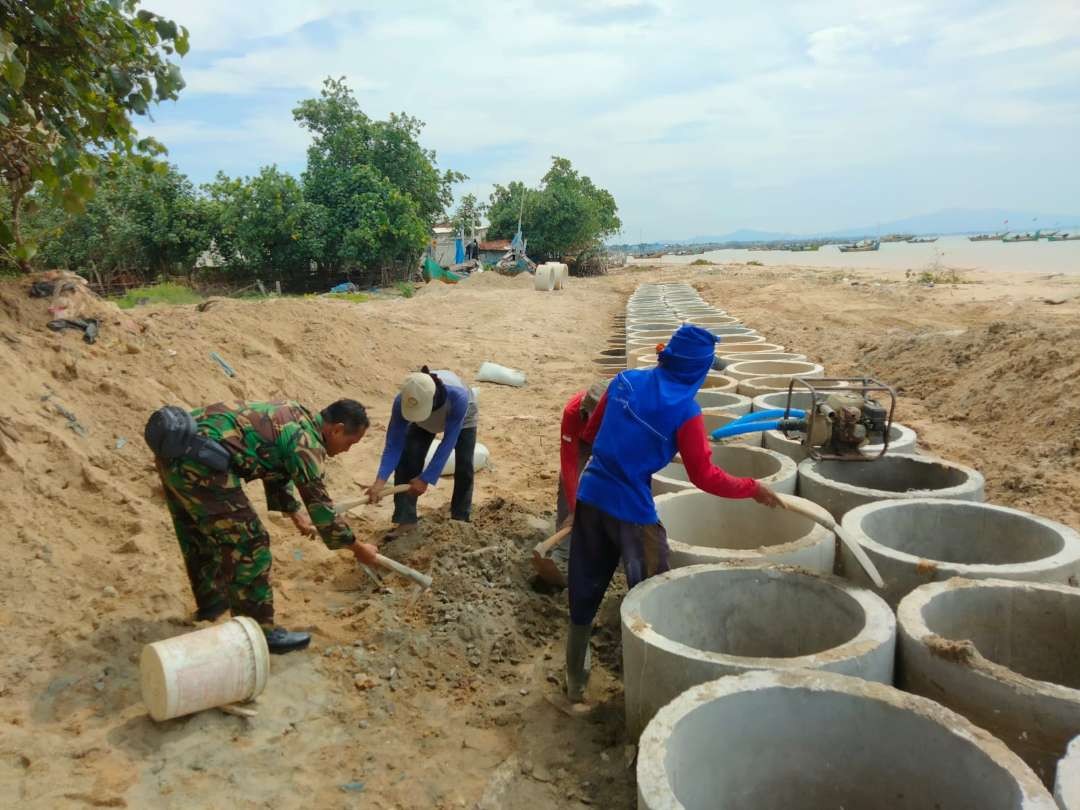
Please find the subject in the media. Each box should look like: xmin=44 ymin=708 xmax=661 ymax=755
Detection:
xmin=601 ymin=282 xmax=1080 ymax=809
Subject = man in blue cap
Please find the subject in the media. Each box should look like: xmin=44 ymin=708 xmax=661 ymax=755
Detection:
xmin=564 ymin=323 xmax=781 ymax=704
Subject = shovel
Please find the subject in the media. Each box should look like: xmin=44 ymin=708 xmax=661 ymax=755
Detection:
xmin=531 ymin=527 xmax=572 ymax=587
xmin=776 ymin=494 xmax=884 ymax=588
xmin=333 ymin=484 xmax=412 ymax=515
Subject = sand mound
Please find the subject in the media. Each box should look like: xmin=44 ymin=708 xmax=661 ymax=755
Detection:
xmin=0 ymin=273 xmax=629 ymax=808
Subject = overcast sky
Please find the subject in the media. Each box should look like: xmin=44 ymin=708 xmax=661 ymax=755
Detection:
xmin=140 ymin=0 xmax=1080 ymax=241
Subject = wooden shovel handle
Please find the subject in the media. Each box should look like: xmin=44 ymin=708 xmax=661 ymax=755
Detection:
xmin=777 ymin=494 xmax=885 ymax=589
xmin=534 ymin=526 xmax=572 ymax=557
xmin=374 ymin=553 xmax=433 ymax=589
xmin=777 ymin=494 xmax=836 ymax=530
xmin=334 ymin=484 xmax=413 ymax=515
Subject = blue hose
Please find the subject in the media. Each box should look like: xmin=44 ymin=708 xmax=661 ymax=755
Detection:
xmin=711 ymin=419 xmax=783 ymax=440
xmin=727 ymin=408 xmax=806 ymax=425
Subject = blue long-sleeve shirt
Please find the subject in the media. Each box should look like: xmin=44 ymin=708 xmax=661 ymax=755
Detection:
xmin=376 ymin=384 xmax=473 ymax=485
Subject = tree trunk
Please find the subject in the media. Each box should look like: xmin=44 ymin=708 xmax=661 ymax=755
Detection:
xmin=9 ymin=186 xmax=30 ymax=273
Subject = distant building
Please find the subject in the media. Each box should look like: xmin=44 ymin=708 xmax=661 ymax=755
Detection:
xmin=430 ymin=222 xmax=490 ymax=267
xmin=477 ymin=239 xmax=511 ymax=265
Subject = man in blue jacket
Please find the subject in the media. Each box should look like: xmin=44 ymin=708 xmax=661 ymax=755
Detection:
xmin=367 ymin=366 xmax=479 ymax=537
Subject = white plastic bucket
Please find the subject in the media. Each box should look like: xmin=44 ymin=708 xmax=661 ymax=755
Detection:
xmin=424 ymin=440 xmax=491 ymax=476
xmin=140 ymin=616 xmax=269 ymax=721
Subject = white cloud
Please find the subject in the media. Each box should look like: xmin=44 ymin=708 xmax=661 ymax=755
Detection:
xmin=141 ymin=0 xmax=1080 ymax=237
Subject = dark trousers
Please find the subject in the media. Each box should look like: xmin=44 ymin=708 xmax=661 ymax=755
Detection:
xmin=393 ymin=424 xmax=476 ymax=524
xmin=568 ymin=500 xmax=669 ymax=626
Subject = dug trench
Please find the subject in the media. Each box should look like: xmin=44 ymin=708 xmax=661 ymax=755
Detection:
xmin=2 ymin=261 xmax=1079 ymax=808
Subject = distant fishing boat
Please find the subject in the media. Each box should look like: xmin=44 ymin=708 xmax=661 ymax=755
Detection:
xmin=1047 ymin=231 xmax=1080 ymax=241
xmin=880 ymin=234 xmax=913 ymax=243
xmin=968 ymin=232 xmax=1006 ymax=241
xmin=1002 ymin=232 xmax=1038 ymax=243
xmin=787 ymin=243 xmax=820 ymax=252
xmin=906 ymin=236 xmax=938 ymax=244
xmin=838 ymin=239 xmax=880 ymax=253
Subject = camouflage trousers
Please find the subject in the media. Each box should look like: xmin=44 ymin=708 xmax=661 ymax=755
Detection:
xmin=157 ymin=457 xmax=275 ymax=627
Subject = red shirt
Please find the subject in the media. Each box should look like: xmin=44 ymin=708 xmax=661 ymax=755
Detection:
xmin=566 ymin=391 xmax=759 ymax=513
xmin=560 ymin=390 xmax=590 ymax=512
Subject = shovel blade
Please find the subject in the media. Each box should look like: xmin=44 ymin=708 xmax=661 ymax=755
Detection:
xmin=531 ymin=550 xmax=566 ymax=587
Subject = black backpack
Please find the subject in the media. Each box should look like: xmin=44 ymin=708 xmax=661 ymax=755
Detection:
xmin=144 ymin=406 xmax=231 ymax=472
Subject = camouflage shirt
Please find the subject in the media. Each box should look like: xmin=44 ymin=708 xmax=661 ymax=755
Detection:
xmin=193 ymin=401 xmax=354 ymax=550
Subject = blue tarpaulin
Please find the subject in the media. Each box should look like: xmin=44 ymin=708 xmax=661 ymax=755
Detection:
xmin=454 ymin=237 xmax=465 ymax=264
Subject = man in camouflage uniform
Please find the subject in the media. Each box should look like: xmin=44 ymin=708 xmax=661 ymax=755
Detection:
xmin=156 ymin=399 xmax=378 ymax=653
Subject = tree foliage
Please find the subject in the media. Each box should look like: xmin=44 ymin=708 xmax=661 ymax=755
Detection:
xmin=450 ymin=192 xmax=486 ymax=236
xmin=202 ymin=166 xmax=325 ymax=280
xmin=293 ymin=78 xmax=464 ymax=276
xmin=486 ymin=157 xmax=620 ymax=261
xmin=28 ymin=157 xmax=208 ymax=281
xmin=0 ymin=0 xmax=188 ymax=270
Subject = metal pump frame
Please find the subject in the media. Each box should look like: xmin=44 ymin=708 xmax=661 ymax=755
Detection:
xmin=781 ymin=377 xmax=897 ymax=461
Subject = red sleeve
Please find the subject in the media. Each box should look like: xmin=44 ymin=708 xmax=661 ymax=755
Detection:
xmin=580 ymin=390 xmax=608 ymax=445
xmin=677 ymin=415 xmax=760 ymax=499
xmin=560 ymin=393 xmax=586 ymax=513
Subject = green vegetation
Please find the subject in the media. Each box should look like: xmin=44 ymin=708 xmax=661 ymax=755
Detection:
xmin=690 ymin=258 xmax=714 ymax=265
xmin=1 ymin=1 xmax=188 ymax=271
xmin=116 ymin=282 xmax=201 ymax=309
xmin=486 ymin=157 xmax=620 ymax=263
xmin=395 ymin=281 xmax=416 ymax=298
xmin=318 ymin=292 xmax=369 ymax=303
xmin=450 ymin=193 xmax=486 ymax=236
xmin=747 ymin=260 xmax=764 ymax=266
xmin=293 ymin=78 xmax=464 ymax=278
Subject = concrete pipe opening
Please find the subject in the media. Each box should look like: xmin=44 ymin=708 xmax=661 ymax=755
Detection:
xmin=717 ymin=342 xmax=785 ymax=356
xmin=706 ymin=333 xmax=765 ymax=345
xmin=637 ymin=670 xmax=1057 ymax=810
xmin=627 ymin=321 xmax=680 ymax=333
xmin=738 ymin=375 xmax=829 ymax=398
xmin=688 ymin=315 xmax=738 ymax=326
xmin=701 ymin=410 xmax=758 ymax=445
xmin=798 ymin=453 xmax=986 ymax=519
xmin=652 ymin=444 xmax=797 ymax=496
xmin=595 ymin=347 xmax=625 ymax=360
xmin=725 ymin=359 xmax=826 ymax=382
xmin=655 ymin=490 xmax=834 ymax=572
xmin=898 ymin=578 xmax=1080 ymax=786
xmin=708 ymin=325 xmax=757 ymax=336
xmin=699 ymin=373 xmax=738 ymax=393
xmin=695 ymin=390 xmax=752 ymax=414
xmin=622 ymin=565 xmax=895 ymax=740
xmin=720 ymin=352 xmax=807 ymax=364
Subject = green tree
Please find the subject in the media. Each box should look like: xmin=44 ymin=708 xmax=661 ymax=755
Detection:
xmin=0 ymin=0 xmax=188 ymax=271
xmin=450 ymin=192 xmax=486 ymax=237
xmin=29 ymin=157 xmax=209 ymax=282
xmin=487 ymin=157 xmax=620 ymax=261
xmin=293 ymin=77 xmax=464 ymax=278
xmin=202 ymin=166 xmax=326 ymax=283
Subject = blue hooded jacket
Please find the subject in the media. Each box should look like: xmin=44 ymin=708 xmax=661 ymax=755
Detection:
xmin=577 ymin=324 xmax=718 ymax=524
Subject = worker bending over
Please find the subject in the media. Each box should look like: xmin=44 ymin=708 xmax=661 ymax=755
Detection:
xmin=565 ymin=324 xmax=781 ymax=702
xmin=368 ymin=366 xmax=479 ymax=537
xmin=147 ymin=399 xmax=379 ymax=654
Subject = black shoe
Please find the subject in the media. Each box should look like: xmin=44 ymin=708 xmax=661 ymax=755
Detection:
xmin=195 ymin=601 xmax=229 ymax=622
xmin=264 ymin=627 xmax=311 ymax=654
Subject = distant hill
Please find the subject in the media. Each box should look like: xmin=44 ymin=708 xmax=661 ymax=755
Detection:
xmin=681 ymin=228 xmax=799 ymax=244
xmin=821 ymin=208 xmax=1080 ymax=238
xmin=655 ymin=208 xmax=1080 ymax=246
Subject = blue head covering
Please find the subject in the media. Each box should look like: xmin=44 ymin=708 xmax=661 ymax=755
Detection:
xmin=575 ymin=323 xmax=718 ymax=526
xmin=653 ymin=323 xmax=718 ymax=408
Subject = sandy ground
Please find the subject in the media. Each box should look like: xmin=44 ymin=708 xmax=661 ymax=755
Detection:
xmin=0 ymin=260 xmax=1077 ymax=808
